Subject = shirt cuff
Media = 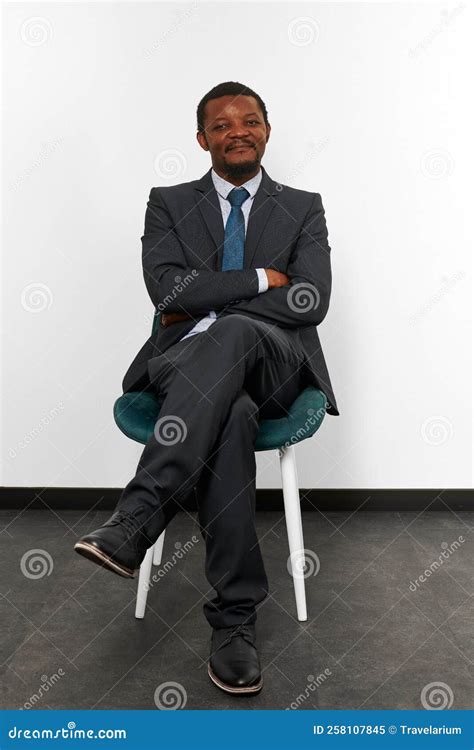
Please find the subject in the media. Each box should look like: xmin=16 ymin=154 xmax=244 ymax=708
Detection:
xmin=255 ymin=268 xmax=269 ymax=294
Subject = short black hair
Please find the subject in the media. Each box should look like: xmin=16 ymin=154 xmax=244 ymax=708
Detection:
xmin=196 ymin=81 xmax=269 ymax=134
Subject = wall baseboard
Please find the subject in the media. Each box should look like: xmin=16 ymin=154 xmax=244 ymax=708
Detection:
xmin=0 ymin=488 xmax=472 ymax=512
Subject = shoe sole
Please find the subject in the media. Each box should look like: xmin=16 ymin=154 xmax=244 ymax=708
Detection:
xmin=207 ymin=664 xmax=263 ymax=695
xmin=74 ymin=541 xmax=136 ymax=579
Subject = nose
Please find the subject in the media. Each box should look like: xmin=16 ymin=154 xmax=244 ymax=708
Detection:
xmin=227 ymin=123 xmax=251 ymax=141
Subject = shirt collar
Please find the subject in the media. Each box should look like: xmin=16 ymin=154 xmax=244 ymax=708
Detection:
xmin=211 ymin=167 xmax=262 ymax=202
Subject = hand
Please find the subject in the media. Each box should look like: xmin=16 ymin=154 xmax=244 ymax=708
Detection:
xmin=264 ymin=269 xmax=290 ymax=288
xmin=160 ymin=311 xmax=193 ymax=327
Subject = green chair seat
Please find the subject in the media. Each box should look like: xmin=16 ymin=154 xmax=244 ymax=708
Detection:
xmin=114 ymin=311 xmax=327 ymax=450
xmin=114 ymin=385 xmax=327 ymax=452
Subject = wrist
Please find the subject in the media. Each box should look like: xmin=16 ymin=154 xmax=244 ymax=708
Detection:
xmin=256 ymin=267 xmax=269 ymax=293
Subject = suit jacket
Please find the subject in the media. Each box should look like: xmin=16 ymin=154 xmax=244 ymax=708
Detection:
xmin=122 ymin=165 xmax=339 ymax=416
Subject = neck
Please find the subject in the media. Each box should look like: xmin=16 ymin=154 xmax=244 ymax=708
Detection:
xmin=212 ymin=164 xmax=261 ymax=187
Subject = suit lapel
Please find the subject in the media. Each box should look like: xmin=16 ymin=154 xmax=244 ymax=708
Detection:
xmin=244 ymin=167 xmax=279 ymax=268
xmin=193 ymin=165 xmax=280 ymax=270
xmin=193 ymin=169 xmax=224 ymax=269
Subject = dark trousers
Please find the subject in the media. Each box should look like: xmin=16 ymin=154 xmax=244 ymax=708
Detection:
xmin=116 ymin=314 xmax=311 ymax=629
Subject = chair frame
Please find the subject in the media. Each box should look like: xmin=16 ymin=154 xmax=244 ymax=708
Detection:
xmin=125 ymin=310 xmax=312 ymax=623
xmin=135 ymin=443 xmax=308 ymax=622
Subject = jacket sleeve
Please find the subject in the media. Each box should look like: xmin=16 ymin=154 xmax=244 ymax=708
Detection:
xmin=218 ymin=193 xmax=332 ymax=328
xmin=141 ymin=187 xmax=260 ymax=314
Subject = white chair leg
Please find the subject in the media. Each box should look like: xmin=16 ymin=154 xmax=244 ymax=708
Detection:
xmin=153 ymin=529 xmax=166 ymax=566
xmin=135 ymin=545 xmax=154 ymax=619
xmin=135 ymin=530 xmax=166 ymax=619
xmin=279 ymin=444 xmax=308 ymax=622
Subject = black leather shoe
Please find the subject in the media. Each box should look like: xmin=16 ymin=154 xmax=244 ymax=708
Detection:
xmin=208 ymin=623 xmax=263 ymax=695
xmin=74 ymin=508 xmax=160 ymax=578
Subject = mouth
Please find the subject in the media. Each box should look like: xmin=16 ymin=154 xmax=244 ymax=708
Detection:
xmin=228 ymin=145 xmax=254 ymax=152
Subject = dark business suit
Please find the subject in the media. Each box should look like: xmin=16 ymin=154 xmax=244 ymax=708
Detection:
xmin=117 ymin=165 xmax=338 ymax=628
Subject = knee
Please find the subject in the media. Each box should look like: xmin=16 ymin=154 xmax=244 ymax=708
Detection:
xmin=230 ymin=389 xmax=260 ymax=426
xmin=213 ymin=313 xmax=256 ymax=339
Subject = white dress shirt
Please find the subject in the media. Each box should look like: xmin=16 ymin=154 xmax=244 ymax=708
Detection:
xmin=179 ymin=167 xmax=268 ymax=341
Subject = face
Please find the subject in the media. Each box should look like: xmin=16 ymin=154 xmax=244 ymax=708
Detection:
xmin=196 ymin=94 xmax=271 ymax=184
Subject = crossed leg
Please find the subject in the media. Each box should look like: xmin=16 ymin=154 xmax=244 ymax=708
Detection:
xmin=115 ymin=315 xmax=309 ymax=623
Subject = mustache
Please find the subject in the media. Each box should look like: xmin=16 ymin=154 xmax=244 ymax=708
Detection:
xmin=226 ymin=143 xmax=255 ymax=151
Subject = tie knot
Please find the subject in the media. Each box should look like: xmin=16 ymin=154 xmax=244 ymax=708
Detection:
xmin=227 ymin=186 xmax=250 ymax=208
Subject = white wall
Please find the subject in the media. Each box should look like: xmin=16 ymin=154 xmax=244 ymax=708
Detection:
xmin=2 ymin=2 xmax=471 ymax=491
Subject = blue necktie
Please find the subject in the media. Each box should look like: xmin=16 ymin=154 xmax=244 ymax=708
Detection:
xmin=221 ymin=187 xmax=250 ymax=271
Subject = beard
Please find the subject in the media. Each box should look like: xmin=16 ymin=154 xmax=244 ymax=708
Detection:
xmin=222 ymin=150 xmax=260 ymax=179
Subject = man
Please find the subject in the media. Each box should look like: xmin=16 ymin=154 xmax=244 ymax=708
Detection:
xmin=74 ymin=81 xmax=339 ymax=695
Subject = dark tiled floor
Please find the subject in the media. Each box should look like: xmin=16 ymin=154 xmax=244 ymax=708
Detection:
xmin=0 ymin=509 xmax=472 ymax=710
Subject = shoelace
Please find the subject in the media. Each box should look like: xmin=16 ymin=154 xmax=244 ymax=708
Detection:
xmin=113 ymin=511 xmax=140 ymax=537
xmin=218 ymin=624 xmax=256 ymax=649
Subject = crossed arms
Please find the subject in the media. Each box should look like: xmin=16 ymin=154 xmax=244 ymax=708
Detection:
xmin=141 ymin=187 xmax=332 ymax=330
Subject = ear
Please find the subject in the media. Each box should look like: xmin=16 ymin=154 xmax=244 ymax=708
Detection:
xmin=265 ymin=123 xmax=271 ymax=143
xmin=196 ymin=131 xmax=209 ymax=152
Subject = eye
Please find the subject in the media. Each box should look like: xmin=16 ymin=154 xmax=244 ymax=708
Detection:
xmin=247 ymin=120 xmax=259 ymax=125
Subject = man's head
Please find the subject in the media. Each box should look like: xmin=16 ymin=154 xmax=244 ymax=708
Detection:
xmin=196 ymin=81 xmax=271 ymax=184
